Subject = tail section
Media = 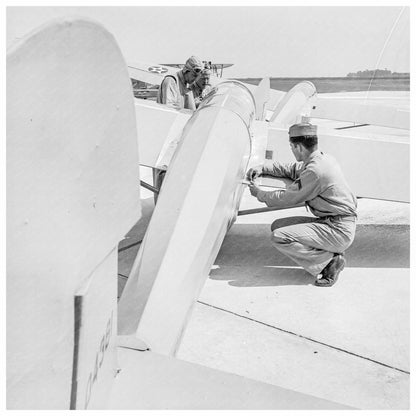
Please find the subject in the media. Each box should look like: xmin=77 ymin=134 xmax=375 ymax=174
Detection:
xmin=253 ymin=77 xmax=270 ymax=120
xmin=268 ymin=81 xmax=317 ymax=125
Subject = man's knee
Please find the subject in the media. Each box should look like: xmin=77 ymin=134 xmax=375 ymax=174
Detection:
xmin=271 ymin=229 xmax=291 ymax=245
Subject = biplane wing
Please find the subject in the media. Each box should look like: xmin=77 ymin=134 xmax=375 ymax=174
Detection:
xmin=128 ymin=61 xmax=178 ymax=85
xmin=128 ymin=61 xmax=231 ymax=87
xmin=160 ymin=63 xmax=233 ymax=69
xmin=161 ymin=62 xmax=234 ymax=77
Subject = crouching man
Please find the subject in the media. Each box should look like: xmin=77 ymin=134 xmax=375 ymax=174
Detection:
xmin=247 ymin=122 xmax=357 ymax=287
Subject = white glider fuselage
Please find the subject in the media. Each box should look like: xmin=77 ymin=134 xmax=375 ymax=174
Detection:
xmin=118 ymin=81 xmax=256 ymax=354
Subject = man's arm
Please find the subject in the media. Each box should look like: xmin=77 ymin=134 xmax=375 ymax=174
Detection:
xmin=262 ymin=160 xmax=304 ymax=181
xmin=247 ymin=160 xmax=303 ymax=182
xmin=250 ymin=168 xmax=321 ymax=208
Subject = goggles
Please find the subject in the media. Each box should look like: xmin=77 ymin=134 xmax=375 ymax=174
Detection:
xmin=191 ymin=67 xmax=202 ymax=75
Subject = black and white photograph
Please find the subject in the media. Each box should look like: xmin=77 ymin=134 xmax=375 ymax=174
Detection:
xmin=4 ymin=1 xmax=413 ymax=411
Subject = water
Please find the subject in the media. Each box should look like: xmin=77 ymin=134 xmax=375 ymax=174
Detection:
xmin=236 ymin=77 xmax=410 ymax=93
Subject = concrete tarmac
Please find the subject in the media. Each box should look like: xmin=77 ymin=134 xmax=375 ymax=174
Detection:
xmin=118 ymin=184 xmax=410 ymax=410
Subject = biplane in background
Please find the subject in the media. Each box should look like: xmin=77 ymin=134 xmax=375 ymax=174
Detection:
xmin=130 ymin=61 xmax=233 ymax=99
xmin=161 ymin=61 xmax=233 ymax=77
xmin=7 ymin=18 xmax=409 ymax=410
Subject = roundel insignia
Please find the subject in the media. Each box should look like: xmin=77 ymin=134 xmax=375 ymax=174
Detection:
xmin=148 ymin=66 xmax=168 ymax=74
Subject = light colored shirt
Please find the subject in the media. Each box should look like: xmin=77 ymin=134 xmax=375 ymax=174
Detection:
xmin=157 ymin=71 xmax=196 ymax=111
xmin=256 ymin=150 xmax=357 ymax=217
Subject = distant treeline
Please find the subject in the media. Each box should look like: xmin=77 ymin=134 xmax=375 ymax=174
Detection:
xmin=347 ymin=69 xmax=409 ymax=78
xmin=237 ymin=77 xmax=409 ymax=93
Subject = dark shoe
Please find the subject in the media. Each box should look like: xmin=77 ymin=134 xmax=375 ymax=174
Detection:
xmin=315 ymin=254 xmax=346 ymax=287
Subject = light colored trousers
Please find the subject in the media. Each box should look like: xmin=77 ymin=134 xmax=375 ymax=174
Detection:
xmin=271 ymin=215 xmax=356 ymax=276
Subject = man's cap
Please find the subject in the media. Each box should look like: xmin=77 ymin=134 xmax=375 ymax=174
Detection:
xmin=184 ymin=56 xmax=203 ymax=71
xmin=289 ymin=123 xmax=317 ymax=138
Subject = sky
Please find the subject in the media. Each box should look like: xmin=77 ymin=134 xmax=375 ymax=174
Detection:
xmin=5 ymin=5 xmax=410 ymax=78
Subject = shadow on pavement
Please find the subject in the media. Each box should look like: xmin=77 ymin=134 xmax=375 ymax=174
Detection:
xmin=214 ymin=223 xmax=410 ymax=269
xmin=210 ymin=265 xmax=315 ymax=287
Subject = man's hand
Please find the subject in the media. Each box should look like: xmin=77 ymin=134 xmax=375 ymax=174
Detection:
xmin=248 ymin=181 xmax=261 ymax=197
xmin=246 ymin=165 xmax=263 ymax=181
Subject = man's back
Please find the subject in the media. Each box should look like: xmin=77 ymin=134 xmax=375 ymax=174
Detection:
xmin=258 ymin=151 xmax=357 ymax=217
xmin=156 ymin=74 xmax=183 ymax=109
xmin=157 ymin=71 xmax=197 ymax=110
xmin=303 ymin=151 xmax=357 ymax=217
